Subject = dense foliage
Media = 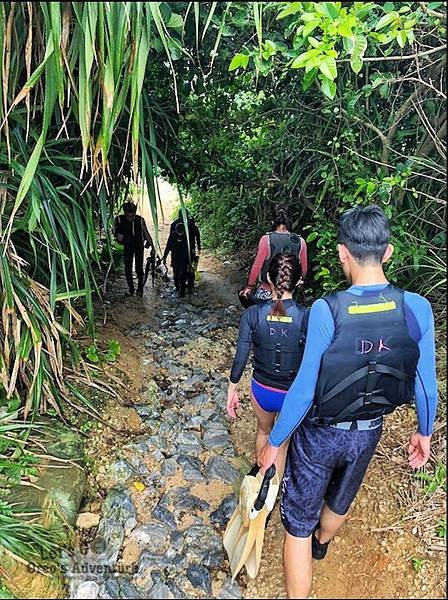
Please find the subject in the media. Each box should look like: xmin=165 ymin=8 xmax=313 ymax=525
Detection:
xmin=0 ymin=0 xmax=445 ymax=574
xmin=157 ymin=2 xmax=446 ymax=311
xmin=0 ymin=0 xmax=190 ymax=570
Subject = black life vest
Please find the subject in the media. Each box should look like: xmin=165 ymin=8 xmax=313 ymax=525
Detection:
xmin=115 ymin=215 xmax=145 ymax=246
xmin=260 ymin=232 xmax=302 ymax=283
xmin=310 ymin=285 xmax=420 ymax=424
xmin=252 ymin=300 xmax=309 ymax=390
xmin=171 ymin=219 xmax=197 ymax=257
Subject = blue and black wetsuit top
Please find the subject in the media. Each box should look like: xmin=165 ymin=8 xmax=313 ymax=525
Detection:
xmin=230 ymin=300 xmax=309 ymax=390
xmin=268 ymin=284 xmax=438 ymax=447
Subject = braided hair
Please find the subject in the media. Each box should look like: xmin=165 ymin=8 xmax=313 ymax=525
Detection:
xmin=272 ymin=205 xmax=291 ymax=231
xmin=268 ymin=253 xmax=302 ymax=317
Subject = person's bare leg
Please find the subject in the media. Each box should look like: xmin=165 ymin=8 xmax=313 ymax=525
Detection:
xmin=284 ymin=532 xmax=312 ymax=599
xmin=315 ymin=502 xmax=348 ymax=544
xmin=250 ymin=393 xmax=275 ymax=458
xmin=250 ymin=393 xmax=290 ymax=479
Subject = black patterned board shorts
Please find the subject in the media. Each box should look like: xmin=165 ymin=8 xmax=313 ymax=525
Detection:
xmin=280 ymin=418 xmax=382 ymax=538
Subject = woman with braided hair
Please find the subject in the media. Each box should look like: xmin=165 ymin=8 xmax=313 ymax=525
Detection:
xmin=239 ymin=205 xmax=307 ymax=307
xmin=227 ymin=253 xmax=309 ymax=479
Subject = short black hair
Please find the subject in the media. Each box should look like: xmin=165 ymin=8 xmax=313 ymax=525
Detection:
xmin=338 ymin=204 xmax=390 ymax=264
xmin=123 ymin=201 xmax=137 ymax=214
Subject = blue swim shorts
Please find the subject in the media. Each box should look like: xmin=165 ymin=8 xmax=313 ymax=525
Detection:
xmin=251 ymin=379 xmax=287 ymax=413
xmin=280 ymin=418 xmax=382 ymax=537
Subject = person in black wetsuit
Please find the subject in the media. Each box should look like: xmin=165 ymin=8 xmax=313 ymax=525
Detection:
xmin=227 ymin=253 xmax=308 ymax=480
xmin=115 ymin=201 xmax=155 ymax=296
xmin=162 ymin=210 xmax=201 ymax=297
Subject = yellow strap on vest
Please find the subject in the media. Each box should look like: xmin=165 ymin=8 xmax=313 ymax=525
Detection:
xmin=347 ymin=301 xmax=396 ymax=315
xmin=266 ymin=315 xmax=293 ymax=322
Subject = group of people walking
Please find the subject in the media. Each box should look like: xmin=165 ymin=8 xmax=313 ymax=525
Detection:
xmin=114 ymin=201 xmax=200 ymax=298
xmin=115 ymin=199 xmax=437 ymax=599
xmin=227 ymin=204 xmax=437 ymax=599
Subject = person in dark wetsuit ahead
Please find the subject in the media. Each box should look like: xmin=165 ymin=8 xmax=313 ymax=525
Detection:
xmin=227 ymin=253 xmax=309 ymax=480
xmin=239 ymin=205 xmax=308 ymax=306
xmin=115 ymin=201 xmax=154 ymax=296
xmin=162 ymin=210 xmax=201 ymax=297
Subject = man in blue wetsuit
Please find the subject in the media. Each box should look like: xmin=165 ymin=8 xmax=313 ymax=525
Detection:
xmin=258 ymin=205 xmax=438 ymax=599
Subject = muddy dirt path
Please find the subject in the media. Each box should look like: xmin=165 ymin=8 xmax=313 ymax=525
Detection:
xmin=83 ymin=182 xmax=445 ymax=599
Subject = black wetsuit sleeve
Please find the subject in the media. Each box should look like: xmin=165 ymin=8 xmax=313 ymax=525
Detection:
xmin=162 ymin=225 xmax=174 ymax=261
xmin=229 ymin=308 xmax=257 ymax=384
xmin=141 ymin=217 xmax=154 ymax=248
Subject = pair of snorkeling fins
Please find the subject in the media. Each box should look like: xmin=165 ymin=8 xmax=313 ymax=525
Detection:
xmin=223 ymin=464 xmax=280 ymax=580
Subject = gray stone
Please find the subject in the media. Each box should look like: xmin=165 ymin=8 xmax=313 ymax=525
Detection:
xmin=130 ymin=522 xmax=170 ymax=551
xmin=99 ymin=578 xmax=144 ymax=599
xmin=108 ymin=460 xmax=136 ymax=484
xmin=134 ymin=404 xmax=153 ymax=418
xmin=152 ymin=449 xmax=165 ymax=462
xmin=187 ymin=415 xmax=205 ymax=428
xmin=152 ymin=503 xmax=177 ymax=529
xmin=176 ymin=455 xmax=203 ymax=481
xmin=144 ymin=380 xmax=161 ymax=402
xmin=99 ymin=578 xmax=119 ymax=599
xmin=73 ymin=581 xmax=99 ymax=599
xmin=146 ymin=582 xmax=174 ymax=599
xmin=176 ymin=431 xmax=202 ymax=447
xmin=205 ymin=456 xmax=240 ymax=484
xmin=190 ymin=393 xmax=210 ymax=408
xmin=203 ymin=433 xmax=232 ymax=450
xmin=203 ymin=422 xmax=228 ymax=434
xmin=186 ymin=565 xmax=212 ymax=596
xmin=127 ymin=456 xmax=151 ymax=478
xmin=159 ymin=422 xmax=175 ymax=436
xmin=161 ymin=457 xmax=177 ymax=477
xmin=124 ymin=436 xmax=159 ymax=454
xmin=180 ymin=376 xmax=205 ymax=393
xmin=91 ymin=487 xmax=137 ymax=565
xmin=183 ymin=524 xmax=224 ymax=568
xmin=219 ymin=577 xmax=243 ymax=599
xmin=117 ymin=580 xmax=146 ymax=599
xmin=209 ymin=494 xmax=238 ymax=527
xmin=176 ymin=494 xmax=210 ymax=512
xmin=170 ymin=529 xmax=184 ymax=551
xmin=176 ymin=444 xmax=202 ymax=456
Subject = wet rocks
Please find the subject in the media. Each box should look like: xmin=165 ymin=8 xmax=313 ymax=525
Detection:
xmin=71 ymin=290 xmax=247 ymax=599
xmin=186 ymin=564 xmax=212 ymax=596
xmin=177 ymin=455 xmax=203 ymax=481
xmin=130 ymin=522 xmax=170 ymax=551
xmin=205 ymin=456 xmax=241 ymax=484
xmin=184 ymin=524 xmax=225 ymax=568
xmin=209 ymin=494 xmax=238 ymax=527
xmin=219 ymin=577 xmax=243 ymax=599
xmin=73 ymin=581 xmax=99 ymax=599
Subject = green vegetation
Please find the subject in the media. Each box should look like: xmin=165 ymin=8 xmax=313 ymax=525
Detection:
xmin=415 ymin=463 xmax=447 ymax=495
xmin=85 ymin=340 xmax=121 ymax=365
xmin=0 ymin=0 xmax=446 ymax=575
xmin=411 ymin=556 xmax=424 ymax=572
xmin=164 ymin=2 xmax=446 ymax=311
xmin=435 ymin=517 xmax=446 ymax=539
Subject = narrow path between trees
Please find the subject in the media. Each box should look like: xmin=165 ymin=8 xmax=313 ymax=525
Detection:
xmin=69 ymin=183 xmax=444 ymax=600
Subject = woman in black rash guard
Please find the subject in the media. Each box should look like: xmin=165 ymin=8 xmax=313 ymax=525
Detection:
xmin=227 ymin=253 xmax=309 ymax=479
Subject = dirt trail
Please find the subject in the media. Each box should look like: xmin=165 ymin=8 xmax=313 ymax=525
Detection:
xmin=90 ymin=181 xmax=445 ymax=599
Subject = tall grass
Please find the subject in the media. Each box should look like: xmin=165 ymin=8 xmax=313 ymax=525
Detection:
xmin=0 ymin=1 xmax=203 ymax=575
